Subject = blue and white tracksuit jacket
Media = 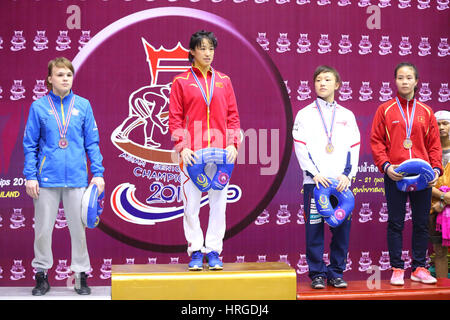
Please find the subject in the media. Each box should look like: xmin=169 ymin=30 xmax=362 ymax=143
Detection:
xmin=292 ymin=97 xmax=361 ymax=280
xmin=23 ymin=90 xmax=104 ymax=187
xmin=292 ymin=98 xmax=361 ymax=184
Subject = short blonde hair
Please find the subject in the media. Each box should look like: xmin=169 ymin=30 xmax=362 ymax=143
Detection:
xmin=46 ymin=57 xmax=75 ymax=90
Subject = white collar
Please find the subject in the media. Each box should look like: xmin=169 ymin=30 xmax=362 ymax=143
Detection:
xmin=316 ymin=97 xmax=337 ymax=110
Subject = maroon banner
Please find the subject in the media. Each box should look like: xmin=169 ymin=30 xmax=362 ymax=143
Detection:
xmin=0 ymin=0 xmax=448 ymax=287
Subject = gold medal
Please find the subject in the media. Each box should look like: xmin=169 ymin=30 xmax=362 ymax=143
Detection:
xmin=326 ymin=143 xmax=334 ymax=154
xmin=403 ymin=138 xmax=412 ymax=150
xmin=59 ymin=137 xmax=69 ymax=149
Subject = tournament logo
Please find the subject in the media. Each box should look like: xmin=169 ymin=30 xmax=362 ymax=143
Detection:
xmin=196 ymin=174 xmax=209 ymax=188
xmin=72 ymin=7 xmax=292 ymax=251
xmin=217 ymin=171 xmax=230 ymax=185
xmin=406 ymin=184 xmax=418 ymax=192
xmin=318 ymin=194 xmax=329 ymax=209
xmin=334 ymin=208 xmax=346 ymax=220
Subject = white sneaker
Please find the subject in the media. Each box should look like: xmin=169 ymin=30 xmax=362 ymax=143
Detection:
xmin=411 ymin=267 xmax=437 ymax=284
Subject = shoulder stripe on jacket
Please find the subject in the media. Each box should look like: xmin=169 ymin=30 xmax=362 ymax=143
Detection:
xmin=384 ymin=101 xmax=397 ymax=116
xmin=416 ymin=101 xmax=431 ymax=116
xmin=172 ymin=73 xmax=190 ymax=84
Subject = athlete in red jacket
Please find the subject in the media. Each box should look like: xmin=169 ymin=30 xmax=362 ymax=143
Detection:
xmin=169 ymin=30 xmax=241 ymax=271
xmin=370 ymin=62 xmax=441 ymax=286
xmin=169 ymin=66 xmax=240 ymax=154
xmin=371 ymin=92 xmax=442 ymax=175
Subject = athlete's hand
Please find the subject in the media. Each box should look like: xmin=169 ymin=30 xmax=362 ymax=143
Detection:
xmin=313 ymin=174 xmax=332 ymax=189
xmin=91 ymin=176 xmax=105 ymax=195
xmin=226 ymin=145 xmax=238 ymax=164
xmin=386 ymin=164 xmax=403 ymax=182
xmin=444 ymin=192 xmax=450 ymax=205
xmin=181 ymin=148 xmax=198 ymax=166
xmin=431 ymin=201 xmax=445 ymax=213
xmin=428 ymin=170 xmax=439 ymax=188
xmin=336 ymin=174 xmax=350 ymax=192
xmin=25 ymin=179 xmax=40 ymax=199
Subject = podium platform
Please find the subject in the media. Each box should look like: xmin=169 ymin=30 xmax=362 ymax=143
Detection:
xmin=111 ymin=262 xmax=296 ymax=300
xmin=297 ymin=278 xmax=450 ymax=300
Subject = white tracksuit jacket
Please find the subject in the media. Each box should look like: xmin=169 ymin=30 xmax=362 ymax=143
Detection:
xmin=292 ymin=98 xmax=361 ymax=185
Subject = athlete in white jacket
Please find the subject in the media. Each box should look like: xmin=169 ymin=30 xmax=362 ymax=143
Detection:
xmin=292 ymin=65 xmax=360 ymax=289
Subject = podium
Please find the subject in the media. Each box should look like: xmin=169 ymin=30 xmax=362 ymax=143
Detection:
xmin=111 ymin=262 xmax=296 ymax=300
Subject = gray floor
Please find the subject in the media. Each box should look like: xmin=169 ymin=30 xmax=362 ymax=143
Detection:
xmin=0 ymin=286 xmax=111 ymax=300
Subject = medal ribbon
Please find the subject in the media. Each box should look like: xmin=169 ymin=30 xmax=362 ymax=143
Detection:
xmin=47 ymin=94 xmax=75 ymax=140
xmin=190 ymin=67 xmax=215 ymax=108
xmin=395 ymin=97 xmax=416 ymax=142
xmin=315 ymin=99 xmax=337 ymax=147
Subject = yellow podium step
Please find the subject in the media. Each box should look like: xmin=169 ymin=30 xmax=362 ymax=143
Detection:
xmin=111 ymin=262 xmax=297 ymax=300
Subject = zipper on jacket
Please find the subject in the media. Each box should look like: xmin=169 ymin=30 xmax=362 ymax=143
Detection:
xmin=39 ymin=156 xmax=46 ymax=175
xmin=61 ymin=96 xmax=68 ymax=186
xmin=207 ymin=107 xmax=211 ymax=147
xmin=406 ymin=100 xmax=412 ymax=159
xmin=202 ymin=71 xmax=211 ymax=147
xmin=60 ymin=97 xmax=66 ymax=126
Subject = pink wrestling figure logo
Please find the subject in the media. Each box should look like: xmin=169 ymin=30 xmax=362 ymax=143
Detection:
xmin=111 ymin=39 xmax=189 ymax=163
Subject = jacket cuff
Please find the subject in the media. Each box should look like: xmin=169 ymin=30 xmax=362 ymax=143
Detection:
xmin=382 ymin=161 xmax=391 ymax=173
xmin=25 ymin=174 xmax=37 ymax=181
xmin=305 ymin=171 xmax=315 ymax=178
xmin=174 ymin=141 xmax=186 ymax=153
xmin=433 ymin=167 xmax=441 ymax=176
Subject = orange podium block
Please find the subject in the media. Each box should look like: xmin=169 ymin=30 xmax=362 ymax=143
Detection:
xmin=111 ymin=262 xmax=297 ymax=300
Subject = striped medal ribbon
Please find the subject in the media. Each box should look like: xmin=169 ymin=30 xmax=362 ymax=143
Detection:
xmin=315 ymin=99 xmax=337 ymax=154
xmin=190 ymin=66 xmax=215 ymax=108
xmin=47 ymin=94 xmax=75 ymax=149
xmin=395 ymin=97 xmax=416 ymax=150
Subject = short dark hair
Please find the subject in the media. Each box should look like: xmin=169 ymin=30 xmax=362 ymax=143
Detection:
xmin=188 ymin=30 xmax=218 ymax=62
xmin=394 ymin=62 xmax=419 ymax=80
xmin=313 ymin=65 xmax=341 ymax=85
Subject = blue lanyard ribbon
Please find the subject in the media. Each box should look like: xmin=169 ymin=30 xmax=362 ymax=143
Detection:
xmin=190 ymin=67 xmax=215 ymax=108
xmin=315 ymin=99 xmax=337 ymax=145
xmin=395 ymin=97 xmax=416 ymax=140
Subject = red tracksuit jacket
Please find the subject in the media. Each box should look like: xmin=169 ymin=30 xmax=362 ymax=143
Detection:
xmin=169 ymin=66 xmax=241 ymax=153
xmin=370 ymin=94 xmax=443 ymax=174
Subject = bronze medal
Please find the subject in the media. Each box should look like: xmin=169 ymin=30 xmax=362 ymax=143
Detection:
xmin=47 ymin=95 xmax=75 ymax=151
xmin=396 ymin=97 xmax=416 ymax=152
xmin=403 ymin=138 xmax=412 ymax=150
xmin=59 ymin=137 xmax=69 ymax=149
xmin=315 ymin=99 xmax=337 ymax=156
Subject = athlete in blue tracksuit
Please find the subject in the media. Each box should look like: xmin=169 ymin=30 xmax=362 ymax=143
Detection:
xmin=23 ymin=57 xmax=104 ymax=296
xmin=23 ymin=91 xmax=104 ymax=186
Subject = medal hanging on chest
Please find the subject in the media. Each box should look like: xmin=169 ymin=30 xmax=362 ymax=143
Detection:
xmin=58 ymin=137 xmax=69 ymax=149
xmin=315 ymin=99 xmax=337 ymax=154
xmin=403 ymin=138 xmax=413 ymax=150
xmin=47 ymin=94 xmax=75 ymax=149
xmin=395 ymin=97 xmax=416 ymax=150
xmin=325 ymin=143 xmax=334 ymax=153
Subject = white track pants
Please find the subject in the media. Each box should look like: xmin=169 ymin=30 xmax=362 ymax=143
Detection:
xmin=32 ymin=187 xmax=91 ymax=273
xmin=180 ymin=163 xmax=228 ymax=256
